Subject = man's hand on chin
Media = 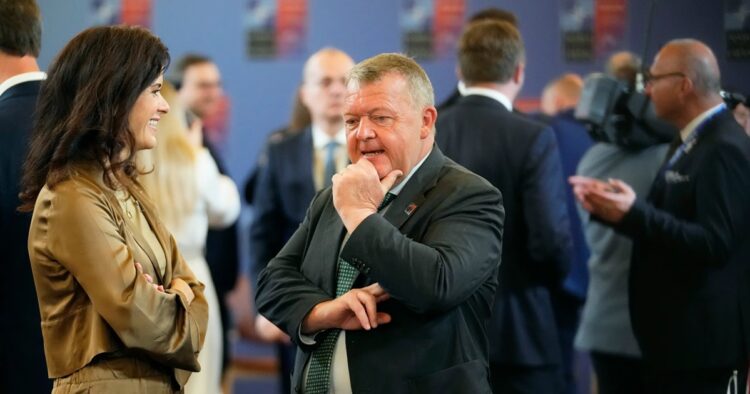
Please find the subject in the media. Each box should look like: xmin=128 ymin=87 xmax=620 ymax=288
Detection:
xmin=332 ymin=158 xmax=402 ymax=233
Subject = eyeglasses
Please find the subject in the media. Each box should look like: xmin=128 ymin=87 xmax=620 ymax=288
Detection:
xmin=644 ymin=71 xmax=686 ymax=85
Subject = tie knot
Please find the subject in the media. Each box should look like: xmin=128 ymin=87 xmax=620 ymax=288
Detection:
xmin=378 ymin=192 xmax=397 ymax=211
xmin=325 ymin=141 xmax=339 ymax=152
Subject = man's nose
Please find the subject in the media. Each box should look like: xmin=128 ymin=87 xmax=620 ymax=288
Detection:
xmin=355 ymin=117 xmax=376 ymax=140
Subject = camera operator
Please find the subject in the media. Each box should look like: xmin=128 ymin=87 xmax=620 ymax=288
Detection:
xmin=572 ymin=50 xmax=668 ymax=394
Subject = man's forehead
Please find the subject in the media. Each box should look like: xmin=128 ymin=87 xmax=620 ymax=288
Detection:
xmin=185 ymin=63 xmax=220 ymax=80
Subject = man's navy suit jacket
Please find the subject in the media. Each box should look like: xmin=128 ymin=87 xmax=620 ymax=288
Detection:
xmin=616 ymin=109 xmax=750 ymax=369
xmin=436 ymin=94 xmax=573 ymax=366
xmin=0 ymin=80 xmax=51 ymax=392
xmin=250 ymin=126 xmax=316 ymax=280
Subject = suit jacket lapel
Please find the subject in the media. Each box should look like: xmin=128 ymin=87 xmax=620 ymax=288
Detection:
xmin=316 ymin=198 xmax=346 ymax=295
xmin=382 ymin=147 xmax=444 ymax=229
xmin=299 ymin=127 xmax=316 ymax=194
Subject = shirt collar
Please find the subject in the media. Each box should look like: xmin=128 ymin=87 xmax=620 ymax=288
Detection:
xmin=0 ymin=71 xmax=46 ymax=98
xmin=388 ymin=148 xmax=432 ymax=196
xmin=462 ymin=87 xmax=513 ymax=111
xmin=457 ymin=80 xmax=467 ymax=96
xmin=312 ymin=124 xmax=346 ymax=149
xmin=679 ymin=102 xmax=725 ymax=141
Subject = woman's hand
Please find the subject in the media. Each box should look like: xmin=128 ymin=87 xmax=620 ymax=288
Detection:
xmin=135 ymin=262 xmax=164 ymax=292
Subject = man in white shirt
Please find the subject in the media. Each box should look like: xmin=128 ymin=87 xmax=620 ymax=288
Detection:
xmin=0 ymin=0 xmax=49 ymax=392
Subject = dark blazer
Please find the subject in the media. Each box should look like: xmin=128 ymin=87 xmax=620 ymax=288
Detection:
xmin=249 ymin=126 xmax=316 ymax=281
xmin=0 ymin=80 xmax=51 ymax=393
xmin=616 ymin=108 xmax=750 ymax=369
xmin=437 ymin=87 xmax=462 ymax=113
xmin=534 ymin=109 xmax=594 ymax=300
xmin=436 ymin=94 xmax=573 ymax=366
xmin=255 ymin=147 xmax=504 ymax=393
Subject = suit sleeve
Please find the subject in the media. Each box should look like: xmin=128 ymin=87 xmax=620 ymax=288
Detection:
xmin=42 ymin=185 xmax=207 ymax=371
xmin=249 ymin=143 xmax=287 ymax=283
xmin=520 ymin=127 xmax=573 ymax=285
xmin=617 ymin=142 xmax=750 ymax=265
xmin=254 ymin=191 xmax=333 ymax=348
xmin=339 ymin=181 xmax=504 ymax=314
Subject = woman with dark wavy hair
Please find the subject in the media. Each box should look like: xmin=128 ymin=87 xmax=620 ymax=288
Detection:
xmin=19 ymin=25 xmax=208 ymax=393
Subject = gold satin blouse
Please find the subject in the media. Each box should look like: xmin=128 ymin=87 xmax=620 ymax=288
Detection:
xmin=27 ymin=167 xmax=208 ymax=388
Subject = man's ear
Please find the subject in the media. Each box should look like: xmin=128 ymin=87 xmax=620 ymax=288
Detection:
xmin=513 ymin=63 xmax=525 ymax=85
xmin=420 ymin=106 xmax=438 ymax=139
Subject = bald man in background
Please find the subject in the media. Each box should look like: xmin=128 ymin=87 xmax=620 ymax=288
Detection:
xmin=571 ymin=39 xmax=750 ymax=394
xmin=249 ymin=47 xmax=354 ymax=393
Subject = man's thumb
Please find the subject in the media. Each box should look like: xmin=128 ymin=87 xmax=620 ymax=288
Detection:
xmin=381 ymin=169 xmax=403 ymax=192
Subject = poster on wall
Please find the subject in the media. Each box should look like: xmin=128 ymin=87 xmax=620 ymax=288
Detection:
xmin=401 ymin=0 xmax=465 ymax=60
xmin=244 ymin=0 xmax=308 ymax=60
xmin=594 ymin=0 xmax=627 ymax=57
xmin=725 ymin=0 xmax=750 ymax=59
xmin=560 ymin=0 xmax=594 ymax=61
xmin=89 ymin=0 xmax=151 ymax=28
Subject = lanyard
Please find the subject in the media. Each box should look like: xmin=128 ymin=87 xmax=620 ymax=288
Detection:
xmin=664 ymin=105 xmax=725 ymax=171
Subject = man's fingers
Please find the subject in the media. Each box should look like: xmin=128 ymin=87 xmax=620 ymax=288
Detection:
xmin=376 ymin=312 xmax=392 ymax=325
xmin=355 ymin=291 xmax=379 ymax=329
xmin=380 ymin=169 xmax=403 ymax=193
xmin=363 ymin=283 xmax=385 ymax=296
xmin=344 ymin=294 xmax=371 ymax=330
xmin=144 ymin=273 xmax=153 ymax=284
xmin=568 ymin=175 xmax=595 ymax=186
xmin=608 ymin=178 xmax=633 ymax=195
xmin=134 ymin=262 xmax=143 ymax=274
xmin=363 ymin=283 xmax=391 ymax=303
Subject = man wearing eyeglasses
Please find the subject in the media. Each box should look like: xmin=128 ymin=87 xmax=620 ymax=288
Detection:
xmin=570 ymin=39 xmax=750 ymax=393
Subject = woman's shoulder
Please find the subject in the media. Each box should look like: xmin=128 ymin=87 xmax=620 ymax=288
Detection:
xmin=36 ymin=170 xmax=115 ymax=216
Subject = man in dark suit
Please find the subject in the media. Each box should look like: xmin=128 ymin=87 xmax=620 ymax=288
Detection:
xmin=436 ymin=20 xmax=572 ymax=394
xmin=255 ymin=53 xmax=504 ymax=394
xmin=0 ymin=0 xmax=51 ymax=392
xmin=249 ymin=48 xmax=354 ymax=393
xmin=571 ymin=39 xmax=750 ymax=394
xmin=536 ymin=73 xmax=593 ymax=394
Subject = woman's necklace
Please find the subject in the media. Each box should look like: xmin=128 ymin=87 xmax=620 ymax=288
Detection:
xmin=116 ymin=189 xmax=140 ymax=219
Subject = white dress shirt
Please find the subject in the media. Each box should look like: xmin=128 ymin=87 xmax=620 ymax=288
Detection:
xmin=462 ymin=86 xmax=513 ymax=111
xmin=678 ymin=103 xmax=726 ymax=142
xmin=312 ymin=125 xmax=347 ymax=191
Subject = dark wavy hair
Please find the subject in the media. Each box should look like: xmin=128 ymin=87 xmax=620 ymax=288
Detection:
xmin=19 ymin=25 xmax=169 ymax=212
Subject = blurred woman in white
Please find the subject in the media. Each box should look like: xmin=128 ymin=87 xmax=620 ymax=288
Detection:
xmin=139 ymin=83 xmax=240 ymax=394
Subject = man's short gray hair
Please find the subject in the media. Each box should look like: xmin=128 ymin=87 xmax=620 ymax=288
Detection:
xmin=346 ymin=53 xmax=435 ymax=109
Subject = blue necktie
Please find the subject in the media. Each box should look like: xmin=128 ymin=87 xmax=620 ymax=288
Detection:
xmin=304 ymin=192 xmax=396 ymax=393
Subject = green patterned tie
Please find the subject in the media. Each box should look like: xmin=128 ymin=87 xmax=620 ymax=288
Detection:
xmin=304 ymin=192 xmax=396 ymax=393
